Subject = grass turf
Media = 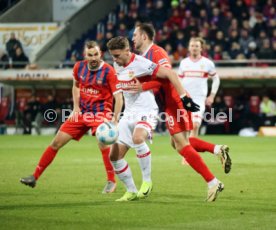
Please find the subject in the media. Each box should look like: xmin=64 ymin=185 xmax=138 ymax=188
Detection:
xmin=0 ymin=135 xmax=275 ymax=230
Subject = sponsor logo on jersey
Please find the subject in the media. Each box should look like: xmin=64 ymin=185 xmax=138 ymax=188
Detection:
xmin=185 ymin=71 xmax=206 ymax=78
xmin=81 ymin=88 xmax=99 ymax=95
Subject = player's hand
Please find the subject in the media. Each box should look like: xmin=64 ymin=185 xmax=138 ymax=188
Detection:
xmin=181 ymin=95 xmax=200 ymax=112
xmin=206 ymin=95 xmax=214 ymax=107
xmin=68 ymin=108 xmax=81 ymax=121
xmin=124 ymin=78 xmax=142 ymax=92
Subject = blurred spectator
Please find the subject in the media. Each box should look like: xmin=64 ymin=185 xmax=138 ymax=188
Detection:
xmin=0 ymin=48 xmax=9 ymax=70
xmin=258 ymin=38 xmax=274 ymax=59
xmin=5 ymin=32 xmax=22 ymax=59
xmin=11 ymin=47 xmax=29 ymax=69
xmin=260 ymin=96 xmax=276 ymax=126
xmin=63 ymin=50 xmax=81 ymax=68
xmin=239 ymin=29 xmax=254 ymax=55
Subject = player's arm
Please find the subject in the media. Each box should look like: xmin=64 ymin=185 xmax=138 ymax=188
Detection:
xmin=112 ymin=92 xmax=123 ymax=124
xmin=125 ymin=78 xmax=162 ymax=92
xmin=72 ymin=79 xmax=80 ymax=112
xmin=206 ymin=73 xmax=220 ymax=106
xmin=155 ymin=66 xmax=200 ymax=112
xmin=68 ymin=79 xmax=81 ymax=121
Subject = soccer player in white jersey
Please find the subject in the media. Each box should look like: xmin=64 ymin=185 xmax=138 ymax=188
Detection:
xmin=178 ymin=37 xmax=220 ymax=137
xmin=107 ymin=36 xmax=226 ymax=203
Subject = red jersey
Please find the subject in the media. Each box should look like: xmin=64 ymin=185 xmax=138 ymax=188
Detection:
xmin=143 ymin=44 xmax=193 ymax=133
xmin=73 ymin=61 xmax=121 ymax=114
xmin=143 ymin=44 xmax=182 ymax=107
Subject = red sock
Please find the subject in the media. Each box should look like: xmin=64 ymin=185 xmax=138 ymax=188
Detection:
xmin=101 ymin=148 xmax=115 ymax=183
xmin=179 ymin=145 xmax=214 ymax=182
xmin=189 ymin=137 xmax=215 ymax=154
xmin=33 ymin=146 xmax=58 ymax=180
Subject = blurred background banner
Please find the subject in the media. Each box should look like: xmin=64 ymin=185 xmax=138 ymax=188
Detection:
xmin=0 ymin=23 xmax=59 ymax=58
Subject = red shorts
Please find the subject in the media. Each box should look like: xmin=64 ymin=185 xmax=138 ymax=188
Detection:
xmin=60 ymin=112 xmax=111 ymax=141
xmin=165 ymin=101 xmax=193 ymax=135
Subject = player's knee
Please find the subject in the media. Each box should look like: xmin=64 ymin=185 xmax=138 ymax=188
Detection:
xmin=50 ymin=140 xmax=63 ymax=150
xmin=132 ymin=135 xmax=145 ymax=145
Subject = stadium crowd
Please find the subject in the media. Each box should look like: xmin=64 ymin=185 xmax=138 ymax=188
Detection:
xmin=66 ymin=0 xmax=276 ymax=65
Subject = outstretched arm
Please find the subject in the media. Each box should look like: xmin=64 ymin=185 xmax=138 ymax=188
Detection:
xmin=155 ymin=66 xmax=200 ymax=112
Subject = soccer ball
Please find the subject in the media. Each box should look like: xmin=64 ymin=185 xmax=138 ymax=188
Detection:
xmin=96 ymin=122 xmax=119 ymax=145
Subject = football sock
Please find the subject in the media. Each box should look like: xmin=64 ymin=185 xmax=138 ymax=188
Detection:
xmin=214 ymin=145 xmax=222 ymax=155
xmin=207 ymin=177 xmax=219 ymax=189
xmin=33 ymin=146 xmax=58 ymax=180
xmin=100 ymin=147 xmax=115 ymax=182
xmin=112 ymin=159 xmax=137 ymax=193
xmin=134 ymin=142 xmax=151 ymax=182
xmin=179 ymin=145 xmax=215 ymax=182
xmin=189 ymin=137 xmax=215 ymax=154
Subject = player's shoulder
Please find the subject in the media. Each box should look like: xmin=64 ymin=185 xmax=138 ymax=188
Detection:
xmin=103 ymin=62 xmax=115 ymax=71
xmin=201 ymin=56 xmax=215 ymax=65
xmin=74 ymin=60 xmax=87 ymax=68
xmin=179 ymin=57 xmax=190 ymax=65
xmin=151 ymin=44 xmax=167 ymax=55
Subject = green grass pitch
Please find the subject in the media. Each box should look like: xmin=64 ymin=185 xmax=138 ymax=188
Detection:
xmin=0 ymin=135 xmax=276 ymax=230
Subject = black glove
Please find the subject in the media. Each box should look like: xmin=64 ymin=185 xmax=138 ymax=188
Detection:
xmin=181 ymin=95 xmax=200 ymax=112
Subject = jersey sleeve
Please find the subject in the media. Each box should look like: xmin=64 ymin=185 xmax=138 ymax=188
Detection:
xmin=72 ymin=62 xmax=80 ymax=81
xmin=208 ymin=60 xmax=216 ymax=76
xmin=142 ymin=80 xmax=162 ymax=91
xmin=107 ymin=66 xmax=122 ymax=95
xmin=135 ymin=55 xmax=159 ymax=78
xmin=153 ymin=50 xmax=171 ymax=69
xmin=177 ymin=60 xmax=185 ymax=78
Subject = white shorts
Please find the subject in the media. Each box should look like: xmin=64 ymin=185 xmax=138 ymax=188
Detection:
xmin=191 ymin=96 xmax=206 ymax=124
xmin=117 ymin=109 xmax=158 ymax=148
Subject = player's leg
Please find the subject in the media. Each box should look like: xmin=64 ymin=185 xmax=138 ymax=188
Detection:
xmin=133 ymin=125 xmax=153 ymax=199
xmin=97 ymin=141 xmax=116 ymax=193
xmin=20 ymin=130 xmax=73 ymax=188
xmin=173 ymin=131 xmax=224 ymax=201
xmin=110 ymin=118 xmax=137 ymax=201
xmin=182 ymin=106 xmax=232 ymax=172
xmin=110 ymin=143 xmax=138 ymax=201
xmin=20 ymin=116 xmax=88 ymax=188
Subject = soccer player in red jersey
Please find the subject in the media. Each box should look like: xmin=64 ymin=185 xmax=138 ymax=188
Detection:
xmin=132 ymin=23 xmax=231 ymax=174
xmin=20 ymin=41 xmax=123 ymax=193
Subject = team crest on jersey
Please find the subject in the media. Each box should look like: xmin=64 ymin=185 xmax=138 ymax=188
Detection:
xmin=200 ymin=64 xmax=205 ymax=69
xmin=128 ymin=70 xmax=135 ymax=79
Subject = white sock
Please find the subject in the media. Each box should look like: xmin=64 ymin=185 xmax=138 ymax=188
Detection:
xmin=111 ymin=159 xmax=137 ymax=193
xmin=207 ymin=177 xmax=219 ymax=189
xmin=214 ymin=145 xmax=222 ymax=155
xmin=134 ymin=142 xmax=151 ymax=182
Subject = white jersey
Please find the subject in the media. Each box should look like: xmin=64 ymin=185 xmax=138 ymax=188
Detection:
xmin=114 ymin=54 xmax=158 ymax=113
xmin=178 ymin=56 xmax=216 ymax=98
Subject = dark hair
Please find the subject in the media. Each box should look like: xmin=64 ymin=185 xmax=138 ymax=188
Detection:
xmin=136 ymin=23 xmax=155 ymax=41
xmin=85 ymin=40 xmax=99 ymax=49
xmin=107 ymin=36 xmax=130 ymax=50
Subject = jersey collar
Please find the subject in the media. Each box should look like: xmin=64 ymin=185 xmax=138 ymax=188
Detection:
xmin=142 ymin=43 xmax=154 ymax=57
xmin=124 ymin=53 xmax=135 ymax=67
